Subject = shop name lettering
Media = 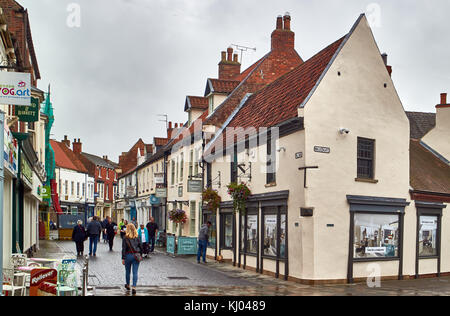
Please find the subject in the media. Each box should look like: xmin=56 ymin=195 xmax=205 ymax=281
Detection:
xmin=0 ymin=85 xmax=30 ymax=97
xmin=31 ymin=271 xmax=55 ymax=285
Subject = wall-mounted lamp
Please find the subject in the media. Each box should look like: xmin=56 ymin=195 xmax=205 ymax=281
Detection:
xmin=277 ymin=147 xmax=286 ymax=153
xmin=339 ymin=128 xmax=350 ymax=135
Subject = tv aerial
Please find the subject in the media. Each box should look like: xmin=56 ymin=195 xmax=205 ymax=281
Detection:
xmin=230 ymin=44 xmax=256 ymax=65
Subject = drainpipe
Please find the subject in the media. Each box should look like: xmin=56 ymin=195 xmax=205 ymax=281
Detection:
xmin=0 ymin=112 xmax=5 ymax=295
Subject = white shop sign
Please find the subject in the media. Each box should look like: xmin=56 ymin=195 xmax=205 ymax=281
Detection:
xmin=0 ymin=72 xmax=31 ymax=106
xmin=365 ymin=247 xmax=386 ymax=254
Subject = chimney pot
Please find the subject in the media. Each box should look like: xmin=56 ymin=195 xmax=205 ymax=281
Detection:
xmin=441 ymin=93 xmax=447 ymax=105
xmin=283 ymin=13 xmax=291 ymax=30
xmin=276 ymin=15 xmax=283 ymax=30
xmin=227 ymin=47 xmax=233 ymax=61
xmin=233 ymin=54 xmax=239 ymax=63
xmin=381 ymin=53 xmax=388 ymax=65
xmin=175 ymin=123 xmax=178 ymax=128
xmin=168 ymin=121 xmax=173 ymax=129
xmin=221 ymin=51 xmax=226 ymax=61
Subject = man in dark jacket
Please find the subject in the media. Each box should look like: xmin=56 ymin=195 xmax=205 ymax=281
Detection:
xmin=86 ymin=216 xmax=103 ymax=256
xmin=72 ymin=220 xmax=86 ymax=256
xmin=105 ymin=217 xmax=118 ymax=251
xmin=146 ymin=217 xmax=159 ymax=253
xmin=197 ymin=221 xmax=212 ymax=264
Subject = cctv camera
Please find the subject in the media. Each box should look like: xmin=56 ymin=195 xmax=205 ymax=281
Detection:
xmin=339 ymin=128 xmax=350 ymax=135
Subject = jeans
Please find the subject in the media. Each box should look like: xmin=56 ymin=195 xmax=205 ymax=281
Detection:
xmin=197 ymin=239 xmax=207 ymax=263
xmin=89 ymin=235 xmax=99 ymax=255
xmin=124 ymin=253 xmax=140 ymax=287
xmin=149 ymin=236 xmax=156 ymax=252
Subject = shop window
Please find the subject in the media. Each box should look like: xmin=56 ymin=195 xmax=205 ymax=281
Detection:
xmin=244 ymin=213 xmax=258 ymax=254
xmin=262 ymin=207 xmax=287 ymax=258
xmin=263 ymin=214 xmax=278 ymax=256
xmin=230 ymin=149 xmax=238 ymax=184
xmin=220 ymin=213 xmax=233 ymax=249
xmin=418 ymin=216 xmax=438 ymax=257
xmin=353 ymin=213 xmax=399 ymax=259
xmin=207 ymin=214 xmax=217 ymax=249
xmin=357 ymin=138 xmax=375 ymax=179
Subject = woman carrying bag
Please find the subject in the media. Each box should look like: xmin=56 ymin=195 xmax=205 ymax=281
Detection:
xmin=121 ymin=223 xmax=143 ymax=295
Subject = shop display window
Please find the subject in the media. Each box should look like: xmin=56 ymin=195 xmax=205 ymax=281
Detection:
xmin=354 ymin=213 xmax=399 ymax=259
xmin=208 ymin=214 xmax=217 ymax=249
xmin=221 ymin=213 xmax=233 ymax=248
xmin=418 ymin=216 xmax=438 ymax=257
xmin=263 ymin=213 xmax=278 ymax=257
xmin=246 ymin=214 xmax=258 ymax=254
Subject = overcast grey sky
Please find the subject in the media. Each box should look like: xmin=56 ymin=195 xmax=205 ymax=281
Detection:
xmin=20 ymin=0 xmax=450 ymax=162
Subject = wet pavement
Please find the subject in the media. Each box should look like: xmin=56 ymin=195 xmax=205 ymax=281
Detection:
xmin=35 ymin=239 xmax=450 ymax=296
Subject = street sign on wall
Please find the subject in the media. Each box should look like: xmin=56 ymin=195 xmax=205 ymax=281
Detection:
xmin=155 ymin=187 xmax=167 ymax=198
xmin=0 ymin=72 xmax=31 ymax=106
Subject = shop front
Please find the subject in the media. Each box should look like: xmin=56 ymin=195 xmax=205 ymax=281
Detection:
xmin=206 ymin=191 xmax=289 ymax=279
xmin=346 ymin=195 xmax=410 ymax=283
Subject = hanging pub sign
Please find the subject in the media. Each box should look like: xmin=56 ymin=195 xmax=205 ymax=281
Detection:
xmin=42 ymin=185 xmax=51 ymax=199
xmin=155 ymin=187 xmax=167 ymax=198
xmin=16 ymin=97 xmax=39 ymax=122
xmin=154 ymin=173 xmax=165 ymax=185
xmin=187 ymin=180 xmax=202 ymax=193
xmin=150 ymin=195 xmax=160 ymax=205
xmin=0 ymin=72 xmax=31 ymax=106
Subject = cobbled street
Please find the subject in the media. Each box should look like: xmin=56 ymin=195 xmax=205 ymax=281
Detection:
xmin=36 ymin=239 xmax=450 ymax=296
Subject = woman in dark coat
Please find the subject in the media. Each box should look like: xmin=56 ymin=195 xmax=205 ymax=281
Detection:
xmin=72 ymin=220 xmax=87 ymax=256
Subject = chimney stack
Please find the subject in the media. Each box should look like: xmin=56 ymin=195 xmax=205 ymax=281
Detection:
xmin=381 ymin=53 xmax=392 ymax=77
xmin=436 ymin=92 xmax=450 ymax=131
xmin=440 ymin=93 xmax=447 ymax=105
xmin=62 ymin=135 xmax=71 ymax=148
xmin=167 ymin=121 xmax=174 ymax=139
xmin=218 ymin=47 xmax=241 ymax=80
xmin=73 ymin=138 xmax=82 ymax=154
xmin=271 ymin=13 xmax=295 ymax=52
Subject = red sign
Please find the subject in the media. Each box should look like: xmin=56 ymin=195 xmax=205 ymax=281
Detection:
xmin=29 ymin=268 xmax=57 ymax=296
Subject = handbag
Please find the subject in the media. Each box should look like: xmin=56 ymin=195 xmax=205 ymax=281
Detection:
xmin=126 ymin=238 xmax=143 ymax=262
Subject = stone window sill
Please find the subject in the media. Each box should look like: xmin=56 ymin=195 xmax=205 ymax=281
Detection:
xmin=265 ymin=182 xmax=277 ymax=188
xmin=355 ymin=178 xmax=379 ymax=184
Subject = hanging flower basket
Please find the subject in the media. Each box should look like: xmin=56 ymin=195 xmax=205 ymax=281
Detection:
xmin=202 ymin=188 xmax=222 ymax=212
xmin=168 ymin=209 xmax=188 ymax=225
xmin=227 ymin=182 xmax=251 ymax=215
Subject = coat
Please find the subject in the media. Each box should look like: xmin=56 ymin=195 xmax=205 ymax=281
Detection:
xmin=86 ymin=220 xmax=103 ymax=236
xmin=137 ymin=228 xmax=149 ymax=243
xmin=72 ymin=225 xmax=86 ymax=243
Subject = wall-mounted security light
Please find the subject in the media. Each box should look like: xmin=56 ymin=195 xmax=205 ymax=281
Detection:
xmin=277 ymin=147 xmax=286 ymax=153
xmin=339 ymin=128 xmax=350 ymax=135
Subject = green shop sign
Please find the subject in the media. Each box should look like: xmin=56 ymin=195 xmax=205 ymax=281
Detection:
xmin=16 ymin=97 xmax=39 ymax=122
xmin=42 ymin=185 xmax=51 ymax=199
xmin=166 ymin=235 xmax=176 ymax=255
xmin=21 ymin=155 xmax=33 ymax=184
xmin=177 ymin=237 xmax=198 ymax=255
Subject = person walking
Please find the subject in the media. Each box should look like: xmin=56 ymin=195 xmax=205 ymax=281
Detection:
xmin=122 ymin=223 xmax=143 ymax=295
xmin=86 ymin=216 xmax=103 ymax=256
xmin=197 ymin=221 xmax=212 ymax=264
xmin=72 ymin=220 xmax=87 ymax=257
xmin=119 ymin=220 xmax=128 ymax=239
xmin=137 ymin=224 xmax=149 ymax=258
xmin=102 ymin=217 xmax=109 ymax=244
xmin=146 ymin=217 xmax=159 ymax=253
xmin=105 ymin=217 xmax=118 ymax=251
